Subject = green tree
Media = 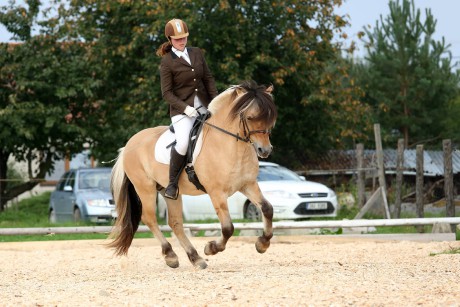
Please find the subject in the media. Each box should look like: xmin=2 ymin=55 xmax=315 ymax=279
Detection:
xmin=359 ymin=0 xmax=460 ymax=148
xmin=50 ymin=0 xmax=171 ymax=162
xmin=0 ymin=1 xmax=99 ymax=211
xmin=52 ymin=0 xmax=371 ymax=166
xmin=190 ymin=0 xmax=371 ymax=165
xmin=0 ymin=0 xmax=373 ymax=210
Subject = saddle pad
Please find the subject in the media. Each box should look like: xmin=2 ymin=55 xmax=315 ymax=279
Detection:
xmin=155 ymin=129 xmax=204 ymax=165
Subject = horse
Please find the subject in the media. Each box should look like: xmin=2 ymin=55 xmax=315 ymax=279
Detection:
xmin=108 ymin=80 xmax=278 ymax=269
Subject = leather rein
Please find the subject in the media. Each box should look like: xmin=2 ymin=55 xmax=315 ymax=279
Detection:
xmin=195 ymin=111 xmax=271 ymax=144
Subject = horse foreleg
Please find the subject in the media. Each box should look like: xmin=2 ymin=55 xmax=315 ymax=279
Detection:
xmin=204 ymin=195 xmax=234 ymax=256
xmin=241 ymin=183 xmax=273 ymax=253
xmin=164 ymin=194 xmax=207 ymax=270
xmin=137 ymin=188 xmax=179 ymax=268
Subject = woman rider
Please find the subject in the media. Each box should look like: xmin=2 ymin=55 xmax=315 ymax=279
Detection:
xmin=156 ymin=19 xmax=218 ymax=199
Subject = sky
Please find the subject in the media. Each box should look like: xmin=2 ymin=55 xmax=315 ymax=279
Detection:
xmin=1 ymin=0 xmax=459 ymax=68
xmin=335 ymin=0 xmax=460 ymax=68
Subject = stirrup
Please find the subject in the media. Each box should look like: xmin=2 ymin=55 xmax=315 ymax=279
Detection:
xmin=164 ymin=184 xmax=179 ymax=200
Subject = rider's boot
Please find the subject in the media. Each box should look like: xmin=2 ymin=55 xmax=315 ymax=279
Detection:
xmin=164 ymin=147 xmax=186 ymax=200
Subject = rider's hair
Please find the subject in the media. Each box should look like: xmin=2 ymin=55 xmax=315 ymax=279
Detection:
xmin=156 ymin=41 xmax=172 ymax=57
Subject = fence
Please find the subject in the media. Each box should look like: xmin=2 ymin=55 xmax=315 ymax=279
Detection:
xmin=298 ymin=124 xmax=458 ymax=231
xmin=0 ymin=124 xmax=458 ymax=235
xmin=1 ymin=217 xmax=460 ymax=235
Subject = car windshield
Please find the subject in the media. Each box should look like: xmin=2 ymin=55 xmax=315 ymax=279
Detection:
xmin=78 ymin=169 xmax=111 ymax=191
xmin=257 ymin=165 xmax=301 ymax=182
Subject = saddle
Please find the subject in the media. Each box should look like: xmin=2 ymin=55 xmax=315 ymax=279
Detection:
xmin=167 ymin=111 xmax=211 ymax=193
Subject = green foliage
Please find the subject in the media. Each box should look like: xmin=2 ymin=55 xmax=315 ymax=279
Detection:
xmin=357 ymin=0 xmax=460 ymax=148
xmin=0 ymin=192 xmax=50 ymax=227
xmin=336 ymin=204 xmax=360 ymax=220
xmin=46 ymin=0 xmax=371 ymax=166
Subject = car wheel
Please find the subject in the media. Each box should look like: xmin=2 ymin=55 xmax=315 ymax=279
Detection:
xmin=245 ymin=202 xmax=262 ymax=221
xmin=49 ymin=209 xmax=57 ymax=224
xmin=73 ymin=207 xmax=82 ymax=223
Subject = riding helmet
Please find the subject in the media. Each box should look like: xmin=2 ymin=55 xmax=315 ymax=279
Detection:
xmin=165 ymin=19 xmax=189 ymax=41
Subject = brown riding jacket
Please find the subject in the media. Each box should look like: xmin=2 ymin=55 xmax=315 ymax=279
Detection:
xmin=160 ymin=47 xmax=218 ymax=117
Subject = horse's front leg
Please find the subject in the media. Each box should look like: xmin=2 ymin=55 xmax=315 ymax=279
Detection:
xmin=204 ymin=194 xmax=234 ymax=256
xmin=241 ymin=182 xmax=273 ymax=253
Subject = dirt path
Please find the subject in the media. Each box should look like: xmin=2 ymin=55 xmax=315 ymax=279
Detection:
xmin=1 ymin=236 xmax=459 ymax=306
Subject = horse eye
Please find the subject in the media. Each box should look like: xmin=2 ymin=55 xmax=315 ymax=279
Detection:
xmin=246 ymin=116 xmax=253 ymax=121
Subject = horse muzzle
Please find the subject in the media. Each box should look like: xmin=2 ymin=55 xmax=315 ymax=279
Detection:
xmin=254 ymin=144 xmax=273 ymax=158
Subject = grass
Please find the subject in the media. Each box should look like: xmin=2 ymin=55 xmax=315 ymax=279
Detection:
xmin=0 ymin=192 xmax=458 ymax=243
xmin=430 ymin=245 xmax=460 ymax=256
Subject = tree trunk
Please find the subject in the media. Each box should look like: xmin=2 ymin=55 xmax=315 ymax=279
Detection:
xmin=0 ymin=150 xmax=11 ymax=212
xmin=0 ymin=150 xmax=53 ymax=211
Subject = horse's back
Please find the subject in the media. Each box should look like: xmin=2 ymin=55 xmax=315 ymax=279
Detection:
xmin=123 ymin=126 xmax=169 ymax=184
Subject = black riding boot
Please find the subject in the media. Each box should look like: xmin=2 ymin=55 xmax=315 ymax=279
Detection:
xmin=164 ymin=147 xmax=186 ymax=200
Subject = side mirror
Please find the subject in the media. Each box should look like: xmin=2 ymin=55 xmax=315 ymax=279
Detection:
xmin=63 ymin=185 xmax=73 ymax=192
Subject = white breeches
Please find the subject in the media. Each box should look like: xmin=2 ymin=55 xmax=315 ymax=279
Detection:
xmin=171 ymin=96 xmax=205 ymax=155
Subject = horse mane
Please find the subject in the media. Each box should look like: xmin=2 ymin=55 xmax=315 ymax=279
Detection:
xmin=226 ymin=80 xmax=278 ymax=127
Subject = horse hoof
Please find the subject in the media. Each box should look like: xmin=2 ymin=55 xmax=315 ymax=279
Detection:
xmin=204 ymin=241 xmax=219 ymax=255
xmin=165 ymin=256 xmax=179 ymax=268
xmin=255 ymin=237 xmax=270 ymax=254
xmin=194 ymin=258 xmax=208 ymax=270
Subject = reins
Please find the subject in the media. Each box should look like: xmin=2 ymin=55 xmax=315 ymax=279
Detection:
xmin=195 ymin=110 xmax=271 ymax=144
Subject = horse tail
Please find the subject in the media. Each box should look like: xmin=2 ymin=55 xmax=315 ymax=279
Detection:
xmin=107 ymin=148 xmax=142 ymax=256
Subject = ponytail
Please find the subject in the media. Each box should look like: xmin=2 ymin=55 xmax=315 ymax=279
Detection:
xmin=156 ymin=41 xmax=172 ymax=57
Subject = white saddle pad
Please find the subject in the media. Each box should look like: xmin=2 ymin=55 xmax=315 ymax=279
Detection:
xmin=155 ymin=128 xmax=204 ymax=165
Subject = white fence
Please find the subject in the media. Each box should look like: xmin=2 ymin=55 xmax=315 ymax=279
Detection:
xmin=1 ymin=217 xmax=459 ymax=235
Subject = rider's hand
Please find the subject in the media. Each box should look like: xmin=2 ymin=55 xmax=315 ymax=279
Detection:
xmin=184 ymin=106 xmax=198 ymax=118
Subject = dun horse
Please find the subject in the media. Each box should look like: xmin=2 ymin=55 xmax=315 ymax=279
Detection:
xmin=109 ymin=81 xmax=278 ymax=269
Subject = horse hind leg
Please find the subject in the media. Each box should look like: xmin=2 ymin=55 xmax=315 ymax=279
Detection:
xmin=136 ymin=184 xmax=180 ymax=268
xmin=163 ymin=193 xmax=207 ymax=270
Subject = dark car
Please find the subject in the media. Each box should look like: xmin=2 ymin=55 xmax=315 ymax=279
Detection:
xmin=49 ymin=168 xmax=114 ymax=223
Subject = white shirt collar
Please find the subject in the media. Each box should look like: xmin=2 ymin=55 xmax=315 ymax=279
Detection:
xmin=172 ymin=47 xmax=189 ymax=58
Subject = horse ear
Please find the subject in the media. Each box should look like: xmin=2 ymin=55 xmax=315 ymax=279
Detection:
xmin=235 ymin=87 xmax=246 ymax=96
xmin=265 ymin=84 xmax=274 ymax=94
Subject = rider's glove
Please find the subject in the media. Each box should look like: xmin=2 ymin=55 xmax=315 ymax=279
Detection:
xmin=184 ymin=106 xmax=198 ymax=118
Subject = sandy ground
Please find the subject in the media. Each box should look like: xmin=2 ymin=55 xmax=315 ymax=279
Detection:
xmin=1 ymin=235 xmax=459 ymax=306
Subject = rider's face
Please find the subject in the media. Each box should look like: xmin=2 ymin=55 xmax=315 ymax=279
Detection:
xmin=171 ymin=37 xmax=187 ymax=51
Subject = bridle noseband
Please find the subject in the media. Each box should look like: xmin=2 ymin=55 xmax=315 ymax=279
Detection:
xmin=240 ymin=113 xmax=271 ymax=144
xmin=196 ymin=111 xmax=271 ymax=144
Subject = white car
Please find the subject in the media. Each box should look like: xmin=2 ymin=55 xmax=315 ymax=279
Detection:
xmin=158 ymin=161 xmax=338 ymax=221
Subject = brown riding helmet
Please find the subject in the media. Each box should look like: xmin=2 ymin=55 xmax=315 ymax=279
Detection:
xmin=165 ymin=19 xmax=189 ymax=41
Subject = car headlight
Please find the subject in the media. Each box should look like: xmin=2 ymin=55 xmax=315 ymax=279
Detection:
xmin=263 ymin=190 xmax=299 ymax=199
xmin=87 ymin=199 xmax=110 ymax=207
xmin=329 ymin=189 xmax=336 ymax=197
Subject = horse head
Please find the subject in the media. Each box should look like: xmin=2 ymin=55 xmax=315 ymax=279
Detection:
xmin=230 ymin=81 xmax=278 ymax=158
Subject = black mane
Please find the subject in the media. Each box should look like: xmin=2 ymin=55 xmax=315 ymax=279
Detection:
xmin=229 ymin=80 xmax=277 ymax=127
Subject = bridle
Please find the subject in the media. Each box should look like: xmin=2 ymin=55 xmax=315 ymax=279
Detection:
xmin=239 ymin=114 xmax=272 ymax=144
xmin=196 ymin=111 xmax=271 ymax=144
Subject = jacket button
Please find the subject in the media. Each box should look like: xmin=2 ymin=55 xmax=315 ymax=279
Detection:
xmin=195 ymin=89 xmax=198 ymax=91
xmin=192 ymin=69 xmax=194 ymax=71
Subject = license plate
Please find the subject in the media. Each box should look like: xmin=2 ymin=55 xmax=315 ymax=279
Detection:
xmin=307 ymin=202 xmax=327 ymax=210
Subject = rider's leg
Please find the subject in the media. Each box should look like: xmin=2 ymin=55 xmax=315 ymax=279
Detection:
xmin=164 ymin=114 xmax=194 ymax=199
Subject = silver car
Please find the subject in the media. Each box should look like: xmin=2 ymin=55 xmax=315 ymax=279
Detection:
xmin=49 ymin=168 xmax=114 ymax=223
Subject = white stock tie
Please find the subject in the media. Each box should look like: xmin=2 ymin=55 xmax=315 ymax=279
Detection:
xmin=181 ymin=52 xmax=191 ymax=65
